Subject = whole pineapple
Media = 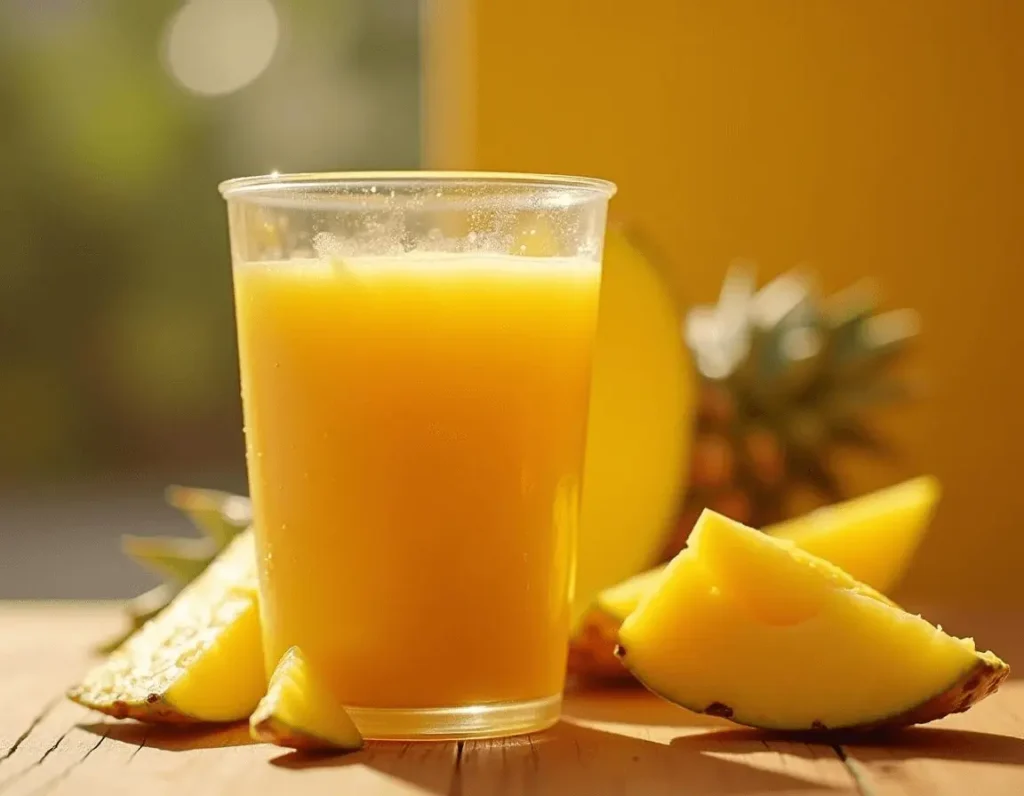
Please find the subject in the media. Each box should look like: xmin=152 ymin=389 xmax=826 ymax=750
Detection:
xmin=667 ymin=262 xmax=920 ymax=557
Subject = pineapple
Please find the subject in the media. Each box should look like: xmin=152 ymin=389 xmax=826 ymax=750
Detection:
xmin=673 ymin=262 xmax=920 ymax=554
xmin=569 ymin=477 xmax=936 ymax=682
xmin=251 ymin=647 xmax=363 ymax=752
xmin=617 ymin=510 xmax=1008 ymax=731
xmin=68 ymin=531 xmax=264 ymax=723
xmin=100 ymin=486 xmax=252 ymax=651
xmin=573 ymin=226 xmax=695 ymax=628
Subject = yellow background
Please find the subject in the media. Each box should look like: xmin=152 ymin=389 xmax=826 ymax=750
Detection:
xmin=423 ymin=0 xmax=1024 ymax=608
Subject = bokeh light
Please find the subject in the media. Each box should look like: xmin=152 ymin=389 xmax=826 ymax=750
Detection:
xmin=163 ymin=0 xmax=279 ymax=96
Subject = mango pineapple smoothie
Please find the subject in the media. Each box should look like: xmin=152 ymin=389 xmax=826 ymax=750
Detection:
xmin=233 ymin=253 xmax=600 ymax=709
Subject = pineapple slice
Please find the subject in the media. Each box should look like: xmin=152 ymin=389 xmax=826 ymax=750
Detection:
xmin=68 ymin=531 xmax=264 ymax=723
xmin=574 ymin=227 xmax=694 ymax=628
xmin=608 ymin=476 xmax=937 ymax=622
xmin=569 ymin=478 xmax=933 ymax=679
xmin=251 ymin=647 xmax=362 ymax=751
xmin=771 ymin=475 xmax=939 ymax=593
xmin=616 ymin=510 xmax=1008 ymax=731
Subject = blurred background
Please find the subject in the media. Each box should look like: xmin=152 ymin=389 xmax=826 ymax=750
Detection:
xmin=2 ymin=0 xmax=1022 ymax=614
xmin=0 ymin=0 xmax=420 ymax=597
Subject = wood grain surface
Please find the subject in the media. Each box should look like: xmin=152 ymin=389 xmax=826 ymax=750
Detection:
xmin=1 ymin=604 xmax=1022 ymax=795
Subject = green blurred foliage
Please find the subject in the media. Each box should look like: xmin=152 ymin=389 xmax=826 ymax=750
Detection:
xmin=0 ymin=0 xmax=420 ymax=481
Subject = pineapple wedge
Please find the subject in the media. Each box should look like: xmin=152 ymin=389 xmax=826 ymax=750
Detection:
xmin=606 ymin=477 xmax=937 ymax=623
xmin=771 ymin=475 xmax=939 ymax=593
xmin=616 ymin=510 xmax=1008 ymax=731
xmin=68 ymin=531 xmax=264 ymax=723
xmin=569 ymin=477 xmax=935 ymax=680
xmin=251 ymin=647 xmax=362 ymax=752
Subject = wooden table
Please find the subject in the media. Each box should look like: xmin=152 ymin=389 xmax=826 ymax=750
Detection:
xmin=3 ymin=604 xmax=1023 ymax=795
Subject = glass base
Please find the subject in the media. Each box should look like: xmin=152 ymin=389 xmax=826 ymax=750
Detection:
xmin=345 ymin=693 xmax=562 ymax=741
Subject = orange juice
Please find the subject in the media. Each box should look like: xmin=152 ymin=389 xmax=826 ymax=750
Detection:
xmin=233 ymin=254 xmax=600 ymax=718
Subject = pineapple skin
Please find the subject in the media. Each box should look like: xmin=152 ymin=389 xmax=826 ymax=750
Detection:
xmin=250 ymin=713 xmax=354 ymax=752
xmin=845 ymin=653 xmax=1009 ymax=732
xmin=617 ymin=646 xmax=1009 ymax=732
xmin=566 ymin=607 xmax=631 ymax=684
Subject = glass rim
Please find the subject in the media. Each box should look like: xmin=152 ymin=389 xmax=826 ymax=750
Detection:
xmin=218 ymin=170 xmax=617 ymax=200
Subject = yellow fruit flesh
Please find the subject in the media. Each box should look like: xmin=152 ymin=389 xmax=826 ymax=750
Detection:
xmin=591 ymin=476 xmax=939 ymax=624
xmin=771 ymin=476 xmax=940 ymax=593
xmin=68 ymin=532 xmax=264 ymax=723
xmin=574 ymin=228 xmax=694 ymax=628
xmin=595 ymin=565 xmax=668 ymax=621
xmin=618 ymin=511 xmax=1007 ymax=730
xmin=251 ymin=647 xmax=362 ymax=751
xmin=696 ymin=514 xmax=893 ymax=625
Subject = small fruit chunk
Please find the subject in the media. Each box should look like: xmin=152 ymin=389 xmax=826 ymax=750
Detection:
xmin=251 ymin=647 xmax=362 ymax=752
xmin=770 ymin=476 xmax=939 ymax=593
xmin=617 ymin=510 xmax=1008 ymax=731
xmin=68 ymin=532 xmax=263 ymax=723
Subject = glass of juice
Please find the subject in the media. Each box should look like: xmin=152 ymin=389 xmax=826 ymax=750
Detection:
xmin=219 ymin=172 xmax=615 ymax=740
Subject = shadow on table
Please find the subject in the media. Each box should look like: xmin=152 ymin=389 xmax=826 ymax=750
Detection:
xmin=272 ymin=721 xmax=842 ymax=794
xmin=676 ymin=726 xmax=1024 ymax=766
xmin=843 ymin=727 xmax=1024 ymax=766
xmin=79 ymin=721 xmax=254 ymax=750
xmin=563 ymin=686 xmax=732 ymax=728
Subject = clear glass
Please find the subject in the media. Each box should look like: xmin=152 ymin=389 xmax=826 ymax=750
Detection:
xmin=220 ymin=171 xmax=615 ymax=739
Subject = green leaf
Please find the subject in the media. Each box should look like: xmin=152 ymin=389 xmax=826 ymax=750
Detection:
xmin=830 ymin=419 xmax=898 ymax=459
xmin=120 ymin=534 xmax=216 ymax=586
xmin=165 ymin=485 xmax=251 ymax=549
xmin=125 ymin=582 xmax=177 ymax=625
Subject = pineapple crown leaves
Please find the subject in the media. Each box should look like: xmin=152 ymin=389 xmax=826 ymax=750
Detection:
xmin=99 ymin=487 xmax=252 ymax=654
xmin=685 ymin=261 xmax=921 ymax=502
xmin=165 ymin=485 xmax=252 ymax=547
xmin=121 ymin=486 xmax=252 ymax=586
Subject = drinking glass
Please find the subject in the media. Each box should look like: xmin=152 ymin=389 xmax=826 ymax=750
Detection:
xmin=220 ymin=172 xmax=615 ymax=739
